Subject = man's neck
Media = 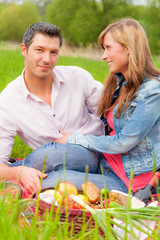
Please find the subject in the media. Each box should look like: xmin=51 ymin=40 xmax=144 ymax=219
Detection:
xmin=23 ymin=71 xmax=53 ymax=106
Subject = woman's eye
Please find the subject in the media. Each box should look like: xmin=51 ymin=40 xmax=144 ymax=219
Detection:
xmin=103 ymin=45 xmax=110 ymax=50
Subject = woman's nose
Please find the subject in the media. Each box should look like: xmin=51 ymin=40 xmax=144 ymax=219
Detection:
xmin=102 ymin=50 xmax=108 ymax=61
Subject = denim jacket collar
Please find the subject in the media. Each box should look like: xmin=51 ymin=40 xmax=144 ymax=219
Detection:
xmin=114 ymin=73 xmax=129 ymax=87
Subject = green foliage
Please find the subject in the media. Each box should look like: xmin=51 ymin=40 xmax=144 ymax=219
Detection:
xmin=144 ymin=4 xmax=160 ymax=55
xmin=45 ymin=0 xmax=160 ymax=54
xmin=99 ymin=0 xmax=131 ymax=30
xmin=0 ymin=3 xmax=5 ymax=13
xmin=45 ymin=0 xmax=81 ymax=44
xmin=0 ymin=0 xmax=160 ymax=53
xmin=46 ymin=0 xmax=121 ymax=47
xmin=0 ymin=1 xmax=41 ymax=42
xmin=67 ymin=1 xmax=102 ymax=46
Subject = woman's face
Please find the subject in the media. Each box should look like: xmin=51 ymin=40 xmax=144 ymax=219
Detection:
xmin=102 ymin=32 xmax=129 ymax=79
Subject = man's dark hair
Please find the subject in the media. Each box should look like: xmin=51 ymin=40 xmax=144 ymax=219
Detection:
xmin=22 ymin=22 xmax=62 ymax=49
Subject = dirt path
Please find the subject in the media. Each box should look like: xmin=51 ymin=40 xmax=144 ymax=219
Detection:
xmin=60 ymin=41 xmax=103 ymax=60
xmin=0 ymin=40 xmax=103 ymax=61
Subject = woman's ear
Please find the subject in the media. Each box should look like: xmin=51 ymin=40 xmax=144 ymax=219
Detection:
xmin=126 ymin=46 xmax=130 ymax=55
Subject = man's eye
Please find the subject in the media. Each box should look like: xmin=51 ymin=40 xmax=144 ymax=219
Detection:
xmin=36 ymin=49 xmax=42 ymax=52
xmin=51 ymin=51 xmax=58 ymax=54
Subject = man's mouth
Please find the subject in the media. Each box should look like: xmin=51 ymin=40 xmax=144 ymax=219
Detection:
xmin=38 ymin=65 xmax=51 ymax=71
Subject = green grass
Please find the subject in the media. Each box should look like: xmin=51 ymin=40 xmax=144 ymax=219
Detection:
xmin=1 ymin=48 xmax=160 ymax=239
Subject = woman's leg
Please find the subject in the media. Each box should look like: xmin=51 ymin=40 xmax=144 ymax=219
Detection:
xmin=9 ymin=142 xmax=99 ymax=173
xmin=41 ymin=169 xmax=128 ymax=193
xmin=41 ymin=152 xmax=128 ymax=192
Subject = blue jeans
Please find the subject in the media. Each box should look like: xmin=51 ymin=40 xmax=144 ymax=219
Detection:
xmin=9 ymin=142 xmax=128 ymax=193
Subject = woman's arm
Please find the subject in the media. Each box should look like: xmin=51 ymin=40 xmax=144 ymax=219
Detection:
xmin=68 ymin=82 xmax=160 ymax=154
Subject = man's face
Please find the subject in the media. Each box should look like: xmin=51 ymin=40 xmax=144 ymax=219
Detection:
xmin=21 ymin=33 xmax=60 ymax=81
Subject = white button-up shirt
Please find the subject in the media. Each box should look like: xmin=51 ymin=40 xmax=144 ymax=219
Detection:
xmin=0 ymin=66 xmax=105 ymax=164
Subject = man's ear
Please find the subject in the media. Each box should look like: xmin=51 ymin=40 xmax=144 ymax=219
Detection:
xmin=21 ymin=43 xmax=27 ymax=57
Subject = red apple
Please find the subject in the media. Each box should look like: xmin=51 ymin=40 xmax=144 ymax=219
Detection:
xmin=57 ymin=181 xmax=78 ymax=197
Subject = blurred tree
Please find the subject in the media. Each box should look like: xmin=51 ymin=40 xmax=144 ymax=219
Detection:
xmin=45 ymin=0 xmax=81 ymax=40
xmin=0 ymin=0 xmax=160 ymax=54
xmin=0 ymin=1 xmax=41 ymax=41
xmin=0 ymin=3 xmax=5 ymax=12
xmin=33 ymin=0 xmax=52 ymax=19
xmin=66 ymin=0 xmax=102 ymax=46
xmin=99 ymin=0 xmax=133 ymax=29
xmin=45 ymin=0 xmax=140 ymax=46
xmin=144 ymin=0 xmax=160 ymax=54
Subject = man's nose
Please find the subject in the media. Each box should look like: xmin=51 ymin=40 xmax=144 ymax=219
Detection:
xmin=43 ymin=52 xmax=51 ymax=63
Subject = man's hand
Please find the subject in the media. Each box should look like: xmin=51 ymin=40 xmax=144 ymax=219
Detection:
xmin=16 ymin=166 xmax=47 ymax=194
xmin=55 ymin=130 xmax=71 ymax=144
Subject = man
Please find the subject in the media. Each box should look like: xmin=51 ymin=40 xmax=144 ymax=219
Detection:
xmin=0 ymin=22 xmax=104 ymax=193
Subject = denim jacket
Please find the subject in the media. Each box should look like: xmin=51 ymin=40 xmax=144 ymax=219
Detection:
xmin=69 ymin=76 xmax=160 ymax=178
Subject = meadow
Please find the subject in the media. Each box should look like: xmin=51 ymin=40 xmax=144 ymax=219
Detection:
xmin=1 ymin=48 xmax=160 ymax=239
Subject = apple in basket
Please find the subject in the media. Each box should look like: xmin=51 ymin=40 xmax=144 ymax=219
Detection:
xmin=57 ymin=181 xmax=78 ymax=205
xmin=40 ymin=182 xmax=78 ymax=206
xmin=57 ymin=181 xmax=78 ymax=197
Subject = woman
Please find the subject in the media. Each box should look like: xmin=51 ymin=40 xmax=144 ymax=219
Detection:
xmin=10 ymin=18 xmax=160 ymax=194
xmin=65 ymin=18 xmax=160 ymax=193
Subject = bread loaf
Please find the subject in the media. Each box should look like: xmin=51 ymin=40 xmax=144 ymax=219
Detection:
xmin=109 ymin=191 xmax=129 ymax=206
xmin=81 ymin=181 xmax=100 ymax=203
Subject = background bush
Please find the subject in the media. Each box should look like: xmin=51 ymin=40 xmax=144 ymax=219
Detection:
xmin=45 ymin=0 xmax=102 ymax=46
xmin=0 ymin=0 xmax=160 ymax=54
xmin=0 ymin=1 xmax=41 ymax=41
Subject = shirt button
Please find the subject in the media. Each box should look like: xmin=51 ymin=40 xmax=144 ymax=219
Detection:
xmin=53 ymin=114 xmax=56 ymax=117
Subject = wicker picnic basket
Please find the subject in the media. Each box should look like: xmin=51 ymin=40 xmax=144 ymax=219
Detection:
xmin=33 ymin=187 xmax=104 ymax=234
xmin=0 ymin=180 xmax=24 ymax=199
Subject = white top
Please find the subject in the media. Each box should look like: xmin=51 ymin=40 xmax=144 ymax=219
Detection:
xmin=0 ymin=65 xmax=105 ymax=164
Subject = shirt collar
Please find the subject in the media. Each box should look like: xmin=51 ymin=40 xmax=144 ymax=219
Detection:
xmin=52 ymin=67 xmax=65 ymax=88
xmin=19 ymin=68 xmax=65 ymax=100
xmin=19 ymin=69 xmax=30 ymax=99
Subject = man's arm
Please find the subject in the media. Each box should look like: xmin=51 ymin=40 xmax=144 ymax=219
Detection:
xmin=0 ymin=107 xmax=47 ymax=193
xmin=82 ymin=69 xmax=104 ymax=115
xmin=0 ymin=82 xmax=48 ymax=193
xmin=0 ymin=164 xmax=47 ymax=193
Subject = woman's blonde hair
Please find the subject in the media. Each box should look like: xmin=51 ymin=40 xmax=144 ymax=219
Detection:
xmin=97 ymin=18 xmax=160 ymax=118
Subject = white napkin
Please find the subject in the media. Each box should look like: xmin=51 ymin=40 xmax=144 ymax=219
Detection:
xmin=113 ymin=201 xmax=158 ymax=240
xmin=39 ymin=192 xmax=59 ymax=206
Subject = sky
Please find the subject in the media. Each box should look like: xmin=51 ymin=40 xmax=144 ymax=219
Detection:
xmin=133 ymin=0 xmax=147 ymax=5
xmin=0 ymin=0 xmax=148 ymax=5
